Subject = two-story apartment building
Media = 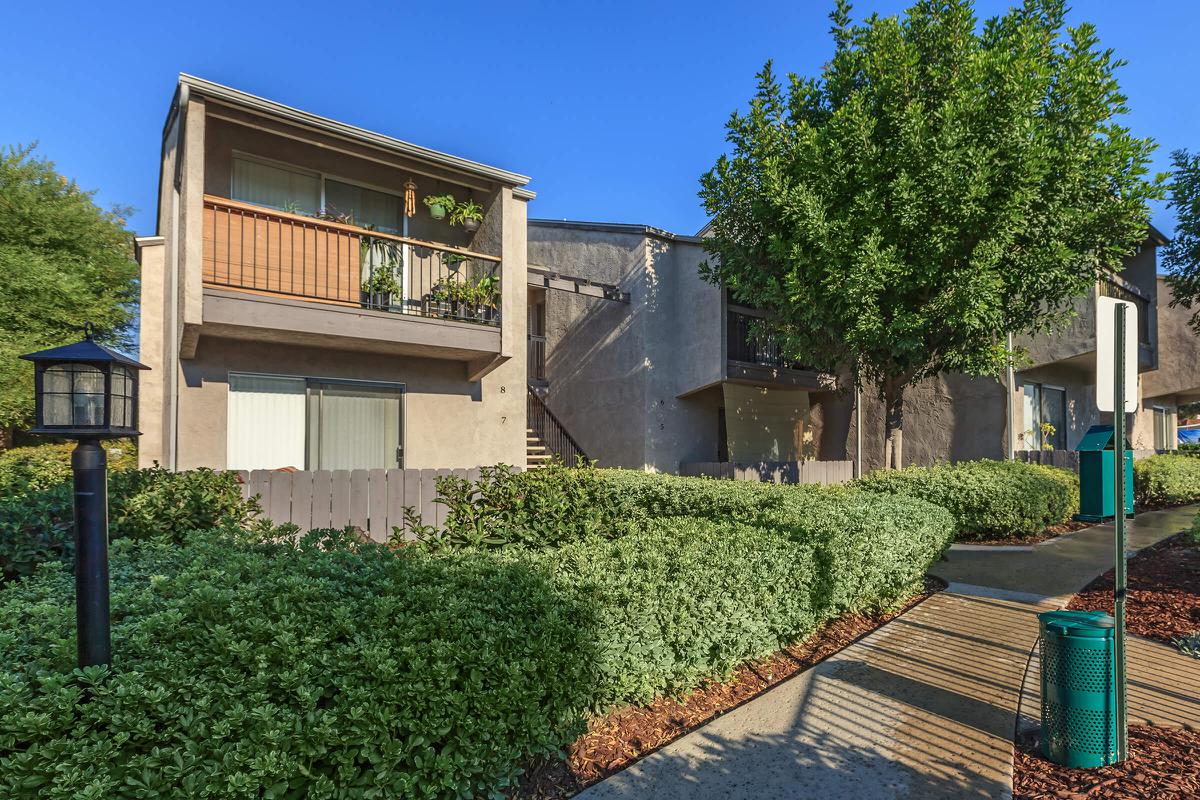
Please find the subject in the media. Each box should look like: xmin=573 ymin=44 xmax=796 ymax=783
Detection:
xmin=137 ymin=75 xmax=532 ymax=471
xmin=530 ymin=219 xmax=1174 ymax=472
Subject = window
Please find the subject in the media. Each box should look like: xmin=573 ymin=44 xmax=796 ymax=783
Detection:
xmin=231 ymin=157 xmax=320 ymax=215
xmin=323 ymin=179 xmax=402 ymax=234
xmin=1023 ymin=383 xmax=1067 ymax=450
xmin=227 ymin=374 xmax=403 ymax=470
xmin=1153 ymin=407 xmax=1172 ymax=451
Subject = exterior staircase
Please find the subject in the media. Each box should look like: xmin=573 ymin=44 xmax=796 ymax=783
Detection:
xmin=526 ymin=428 xmax=552 ymax=469
xmin=526 ymin=387 xmax=587 ymax=468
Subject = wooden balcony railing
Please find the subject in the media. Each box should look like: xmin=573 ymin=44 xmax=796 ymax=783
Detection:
xmin=202 ymin=195 xmax=501 ymax=326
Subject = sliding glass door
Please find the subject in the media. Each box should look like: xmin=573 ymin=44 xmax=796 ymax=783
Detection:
xmin=227 ymin=374 xmax=403 ymax=470
xmin=307 ymin=382 xmax=402 ymax=470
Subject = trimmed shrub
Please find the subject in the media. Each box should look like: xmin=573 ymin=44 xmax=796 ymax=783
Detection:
xmin=408 ymin=462 xmax=639 ymax=549
xmin=522 ymin=490 xmax=954 ymax=706
xmin=0 ymin=441 xmax=136 ymax=497
xmin=856 ymin=459 xmax=1078 ymax=539
xmin=1135 ymin=454 xmax=1200 ymax=507
xmin=0 ymin=468 xmax=258 ymax=580
xmin=0 ymin=529 xmax=596 ymax=799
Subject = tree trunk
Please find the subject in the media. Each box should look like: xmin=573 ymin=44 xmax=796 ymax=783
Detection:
xmin=0 ymin=426 xmax=12 ymax=452
xmin=883 ymin=380 xmax=905 ymax=470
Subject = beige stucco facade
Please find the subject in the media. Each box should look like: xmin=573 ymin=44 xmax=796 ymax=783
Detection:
xmin=137 ymin=75 xmax=531 ymax=471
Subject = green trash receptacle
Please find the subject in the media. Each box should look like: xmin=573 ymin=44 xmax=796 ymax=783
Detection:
xmin=1074 ymin=424 xmax=1134 ymax=522
xmin=1039 ymin=609 xmax=1118 ymax=768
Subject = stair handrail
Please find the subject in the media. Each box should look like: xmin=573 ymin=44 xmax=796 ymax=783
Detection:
xmin=527 ymin=387 xmax=588 ymax=465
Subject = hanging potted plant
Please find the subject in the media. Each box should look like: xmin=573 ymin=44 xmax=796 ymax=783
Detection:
xmin=361 ymin=266 xmax=401 ymax=311
xmin=424 ymin=193 xmax=456 ymax=221
xmin=449 ymin=199 xmax=484 ymax=232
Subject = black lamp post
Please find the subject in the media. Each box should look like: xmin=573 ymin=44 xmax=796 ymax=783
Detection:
xmin=20 ymin=325 xmax=148 ymax=668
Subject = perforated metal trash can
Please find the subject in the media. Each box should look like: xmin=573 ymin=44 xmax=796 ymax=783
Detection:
xmin=1038 ymin=610 xmax=1118 ymax=768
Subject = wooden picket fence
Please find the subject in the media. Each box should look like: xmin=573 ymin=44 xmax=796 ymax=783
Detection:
xmin=678 ymin=460 xmax=854 ymax=485
xmin=237 ymin=468 xmax=482 ymax=542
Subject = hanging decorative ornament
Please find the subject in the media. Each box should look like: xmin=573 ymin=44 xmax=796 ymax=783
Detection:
xmin=404 ymin=179 xmax=417 ymax=218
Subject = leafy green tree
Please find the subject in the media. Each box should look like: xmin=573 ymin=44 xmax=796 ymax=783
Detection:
xmin=0 ymin=145 xmax=138 ymax=446
xmin=699 ymin=0 xmax=1160 ymax=467
xmin=1162 ymin=149 xmax=1200 ymax=333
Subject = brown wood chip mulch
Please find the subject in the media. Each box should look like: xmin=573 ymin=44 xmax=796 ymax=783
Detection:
xmin=1013 ymin=726 xmax=1200 ymax=800
xmin=1014 ymin=531 xmax=1200 ymax=799
xmin=1067 ymin=533 xmax=1200 ymax=643
xmin=513 ymin=577 xmax=945 ymax=799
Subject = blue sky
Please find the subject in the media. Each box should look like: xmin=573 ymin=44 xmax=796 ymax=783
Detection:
xmin=1 ymin=0 xmax=1196 ymax=238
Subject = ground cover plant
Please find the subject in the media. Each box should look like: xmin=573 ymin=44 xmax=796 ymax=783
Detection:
xmin=854 ymin=460 xmax=1078 ymax=540
xmin=1134 ymin=454 xmax=1200 ymax=507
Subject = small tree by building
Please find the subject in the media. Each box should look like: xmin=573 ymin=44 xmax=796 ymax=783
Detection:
xmin=0 ymin=145 xmax=138 ymax=448
xmin=699 ymin=0 xmax=1161 ymax=467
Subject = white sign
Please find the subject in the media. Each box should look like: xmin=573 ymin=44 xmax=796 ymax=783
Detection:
xmin=1096 ymin=296 xmax=1138 ymax=413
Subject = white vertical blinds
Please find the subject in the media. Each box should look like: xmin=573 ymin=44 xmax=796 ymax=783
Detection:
xmin=231 ymin=157 xmax=320 ymax=215
xmin=227 ymin=375 xmax=403 ymax=470
xmin=309 ymin=384 xmax=401 ymax=470
xmin=227 ymin=374 xmax=307 ymax=470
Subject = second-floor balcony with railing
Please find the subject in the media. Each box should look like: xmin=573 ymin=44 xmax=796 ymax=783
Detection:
xmin=202 ymin=195 xmax=501 ymax=327
xmin=726 ymin=308 xmax=810 ymax=371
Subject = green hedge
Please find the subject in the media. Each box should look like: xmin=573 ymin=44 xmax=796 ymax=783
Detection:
xmin=0 ymin=467 xmax=258 ymax=580
xmin=0 ymin=530 xmax=596 ymax=799
xmin=0 ymin=467 xmax=956 ymax=797
xmin=526 ymin=491 xmax=954 ymax=706
xmin=1134 ymin=454 xmax=1200 ymax=507
xmin=855 ymin=459 xmax=1078 ymax=540
xmin=0 ymin=442 xmax=136 ymax=497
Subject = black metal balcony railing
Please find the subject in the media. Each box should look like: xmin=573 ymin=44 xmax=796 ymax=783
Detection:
xmin=1099 ymin=279 xmax=1150 ymax=345
xmin=203 ymin=196 xmax=500 ymax=327
xmin=727 ymin=309 xmax=810 ymax=370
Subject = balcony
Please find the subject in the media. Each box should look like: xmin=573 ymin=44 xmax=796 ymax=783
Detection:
xmin=199 ymin=196 xmax=503 ymax=364
xmin=725 ymin=307 xmax=823 ymax=389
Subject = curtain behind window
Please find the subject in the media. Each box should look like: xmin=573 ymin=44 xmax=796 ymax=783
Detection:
xmin=308 ymin=383 xmax=401 ymax=470
xmin=231 ymin=158 xmax=320 ymax=215
xmin=323 ymin=180 xmax=402 ymax=233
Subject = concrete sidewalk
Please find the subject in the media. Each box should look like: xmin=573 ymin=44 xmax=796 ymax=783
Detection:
xmin=577 ymin=504 xmax=1200 ymax=800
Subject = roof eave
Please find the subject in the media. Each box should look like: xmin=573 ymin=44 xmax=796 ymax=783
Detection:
xmin=178 ymin=74 xmax=533 ymax=190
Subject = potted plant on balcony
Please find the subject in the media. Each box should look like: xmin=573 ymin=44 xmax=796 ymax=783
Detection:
xmin=424 ymin=281 xmax=452 ymax=318
xmin=361 ymin=266 xmax=401 ymax=311
xmin=449 ymin=199 xmax=484 ymax=232
xmin=473 ymin=274 xmax=500 ymax=323
xmin=424 ymin=193 xmax=456 ymax=221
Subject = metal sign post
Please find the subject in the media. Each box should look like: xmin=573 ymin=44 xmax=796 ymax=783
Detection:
xmin=1112 ymin=303 xmax=1128 ymax=763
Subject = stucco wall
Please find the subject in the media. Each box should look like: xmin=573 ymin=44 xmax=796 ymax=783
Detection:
xmin=173 ymin=336 xmax=525 ymax=471
xmin=1143 ymin=278 xmax=1200 ymax=406
xmin=528 ymin=223 xmax=722 ymax=471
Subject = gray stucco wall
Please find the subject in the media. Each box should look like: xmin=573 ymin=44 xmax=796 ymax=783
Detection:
xmin=1143 ymin=278 xmax=1200 ymax=406
xmin=528 ymin=223 xmax=723 ymax=471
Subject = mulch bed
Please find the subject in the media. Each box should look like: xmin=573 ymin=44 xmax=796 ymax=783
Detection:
xmin=1014 ymin=531 xmax=1200 ymax=799
xmin=514 ymin=577 xmax=945 ymax=799
xmin=1067 ymin=533 xmax=1200 ymax=643
xmin=1013 ymin=726 xmax=1200 ymax=799
xmin=968 ymin=519 xmax=1096 ymax=547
